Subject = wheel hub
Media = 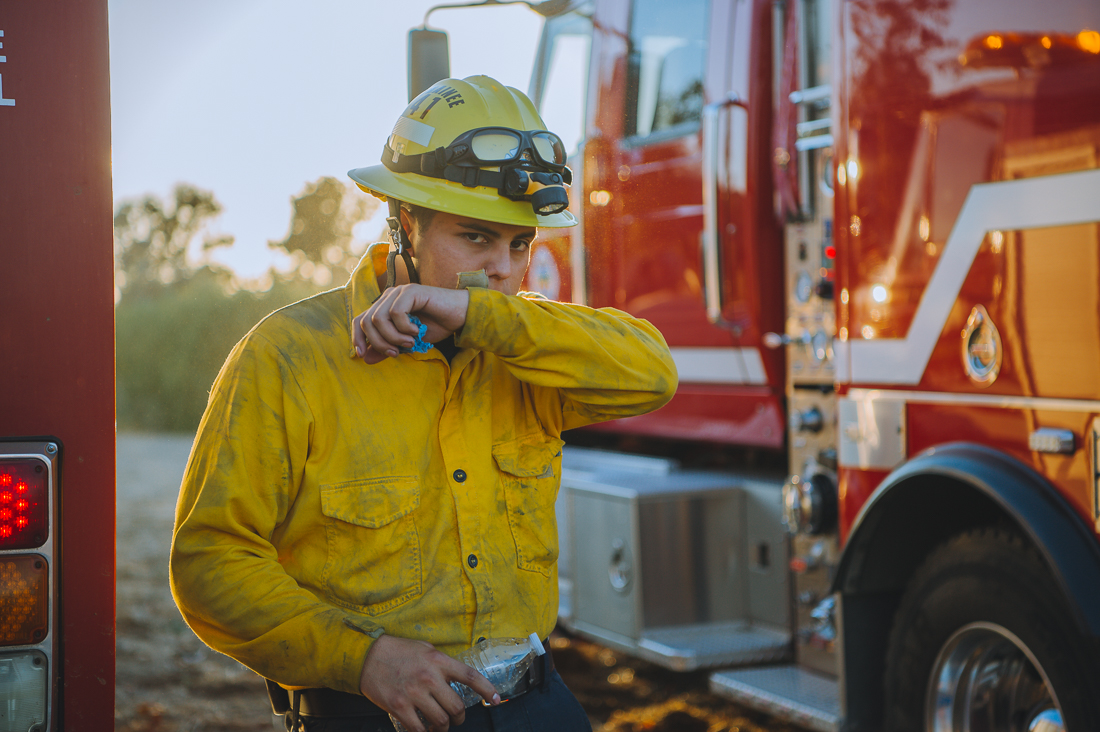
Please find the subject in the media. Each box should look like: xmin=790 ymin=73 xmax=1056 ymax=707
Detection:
xmin=926 ymin=622 xmax=1064 ymax=732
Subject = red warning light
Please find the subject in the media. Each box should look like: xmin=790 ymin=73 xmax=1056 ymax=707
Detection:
xmin=824 ymin=245 xmax=837 ymax=260
xmin=0 ymin=459 xmax=48 ymax=551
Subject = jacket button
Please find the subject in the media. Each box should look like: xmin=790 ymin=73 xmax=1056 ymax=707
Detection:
xmin=453 ymin=469 xmax=467 ymax=483
xmin=467 ymin=554 xmax=478 ymax=568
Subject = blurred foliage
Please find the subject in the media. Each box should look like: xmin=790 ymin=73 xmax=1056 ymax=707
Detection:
xmin=268 ymin=176 xmax=378 ymax=290
xmin=113 ymin=184 xmax=235 ymax=296
xmin=115 ymin=180 xmax=378 ymax=432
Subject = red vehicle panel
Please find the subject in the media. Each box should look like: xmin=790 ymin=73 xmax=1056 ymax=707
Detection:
xmin=0 ymin=2 xmax=116 ymax=728
xmin=836 ymin=0 xmax=1100 ymax=515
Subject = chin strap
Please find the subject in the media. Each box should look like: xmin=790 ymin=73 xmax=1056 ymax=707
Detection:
xmin=385 ymin=198 xmax=420 ymax=290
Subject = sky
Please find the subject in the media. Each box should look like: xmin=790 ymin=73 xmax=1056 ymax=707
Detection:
xmin=108 ymin=0 xmax=545 ymax=279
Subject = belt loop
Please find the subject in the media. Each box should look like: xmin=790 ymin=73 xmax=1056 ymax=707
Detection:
xmin=539 ymin=650 xmax=550 ymax=693
xmin=289 ymin=689 xmax=302 ymax=731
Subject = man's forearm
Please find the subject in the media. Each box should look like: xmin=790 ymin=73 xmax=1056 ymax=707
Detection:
xmin=455 ymin=288 xmax=678 ymax=423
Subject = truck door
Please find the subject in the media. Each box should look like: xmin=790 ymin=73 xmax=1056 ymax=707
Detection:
xmin=582 ymin=0 xmax=785 ymax=447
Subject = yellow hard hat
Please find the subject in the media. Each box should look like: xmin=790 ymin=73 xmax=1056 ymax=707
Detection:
xmin=349 ymin=75 xmax=577 ymax=228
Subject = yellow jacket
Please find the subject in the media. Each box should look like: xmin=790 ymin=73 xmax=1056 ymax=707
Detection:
xmin=170 ymin=244 xmax=677 ymax=694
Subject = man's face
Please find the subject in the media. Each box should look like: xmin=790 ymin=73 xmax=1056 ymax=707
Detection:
xmin=402 ymin=209 xmax=536 ymax=296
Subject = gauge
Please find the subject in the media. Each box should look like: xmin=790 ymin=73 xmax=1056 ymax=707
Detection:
xmin=812 ymin=330 xmax=830 ymax=362
xmin=796 ymin=272 xmax=813 ymax=303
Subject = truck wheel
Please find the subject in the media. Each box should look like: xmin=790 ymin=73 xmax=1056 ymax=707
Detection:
xmin=883 ymin=527 xmax=1100 ymax=731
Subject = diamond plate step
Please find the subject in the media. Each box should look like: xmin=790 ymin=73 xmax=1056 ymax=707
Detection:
xmin=710 ymin=665 xmax=840 ymax=732
xmin=634 ymin=621 xmax=790 ymax=671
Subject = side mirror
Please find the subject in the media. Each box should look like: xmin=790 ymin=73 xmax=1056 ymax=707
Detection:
xmin=408 ymin=29 xmax=451 ymax=101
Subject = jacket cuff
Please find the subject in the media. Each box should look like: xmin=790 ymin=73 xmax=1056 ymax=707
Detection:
xmin=327 ymin=618 xmax=384 ymax=694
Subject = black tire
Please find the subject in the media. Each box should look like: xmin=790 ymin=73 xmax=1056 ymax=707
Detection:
xmin=883 ymin=526 xmax=1100 ymax=731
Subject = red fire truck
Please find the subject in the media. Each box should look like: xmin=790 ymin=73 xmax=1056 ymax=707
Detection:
xmin=4 ymin=0 xmax=1100 ymax=729
xmin=411 ymin=0 xmax=1100 ymax=729
xmin=0 ymin=2 xmax=116 ymax=730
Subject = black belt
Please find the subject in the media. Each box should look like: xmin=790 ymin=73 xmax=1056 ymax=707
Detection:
xmin=267 ymin=643 xmax=555 ymax=718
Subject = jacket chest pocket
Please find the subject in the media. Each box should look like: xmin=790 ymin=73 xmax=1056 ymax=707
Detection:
xmin=319 ymin=476 xmax=422 ymax=615
xmin=492 ymin=437 xmax=565 ymax=577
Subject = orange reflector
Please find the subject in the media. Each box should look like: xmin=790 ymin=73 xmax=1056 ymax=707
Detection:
xmin=0 ymin=556 xmax=49 ymax=647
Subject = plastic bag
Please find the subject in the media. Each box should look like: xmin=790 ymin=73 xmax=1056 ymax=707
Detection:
xmin=389 ymin=633 xmax=546 ymax=732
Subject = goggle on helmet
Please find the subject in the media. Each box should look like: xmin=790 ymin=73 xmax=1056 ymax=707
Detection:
xmin=383 ymin=127 xmax=574 ymax=216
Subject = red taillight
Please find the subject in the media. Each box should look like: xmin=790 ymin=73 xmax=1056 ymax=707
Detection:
xmin=0 ymin=460 xmax=48 ymax=551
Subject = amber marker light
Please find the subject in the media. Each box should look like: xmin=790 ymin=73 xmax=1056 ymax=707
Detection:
xmin=1079 ymin=29 xmax=1100 ymax=54
xmin=0 ymin=556 xmax=49 ymax=647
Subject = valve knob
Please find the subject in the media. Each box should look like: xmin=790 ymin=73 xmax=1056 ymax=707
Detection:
xmin=791 ymin=406 xmax=824 ymax=433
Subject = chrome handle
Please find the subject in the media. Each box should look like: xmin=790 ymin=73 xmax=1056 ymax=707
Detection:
xmin=608 ymin=537 xmax=632 ymax=594
xmin=569 ymin=140 xmax=587 ymax=307
xmin=701 ymin=94 xmax=747 ymax=323
xmin=789 ymin=84 xmax=831 ymax=106
xmin=791 ymin=84 xmax=832 ymax=152
xmin=763 ymin=331 xmax=811 ymax=349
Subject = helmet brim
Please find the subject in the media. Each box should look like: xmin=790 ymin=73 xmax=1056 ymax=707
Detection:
xmin=348 ymin=165 xmax=577 ymax=229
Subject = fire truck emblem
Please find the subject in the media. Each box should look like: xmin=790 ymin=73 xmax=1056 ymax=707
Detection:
xmin=529 ymin=246 xmax=560 ymax=301
xmin=961 ymin=304 xmax=1002 ymax=386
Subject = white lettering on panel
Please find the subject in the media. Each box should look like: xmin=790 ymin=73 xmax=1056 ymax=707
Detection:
xmin=0 ymin=30 xmax=14 ymax=106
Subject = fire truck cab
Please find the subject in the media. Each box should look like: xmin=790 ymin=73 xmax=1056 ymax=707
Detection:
xmin=414 ymin=0 xmax=1100 ymax=729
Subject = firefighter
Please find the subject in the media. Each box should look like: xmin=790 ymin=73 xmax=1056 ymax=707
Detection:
xmin=169 ymin=75 xmax=677 ymax=732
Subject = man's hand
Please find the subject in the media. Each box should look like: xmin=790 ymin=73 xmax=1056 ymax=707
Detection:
xmin=359 ymin=635 xmax=499 ymax=732
xmin=354 ymin=284 xmax=470 ymax=364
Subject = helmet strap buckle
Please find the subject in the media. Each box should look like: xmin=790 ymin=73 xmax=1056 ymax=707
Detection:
xmin=385 ymin=200 xmax=420 ymax=290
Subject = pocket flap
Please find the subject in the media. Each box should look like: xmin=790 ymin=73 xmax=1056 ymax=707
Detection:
xmin=320 ymin=476 xmax=419 ymax=528
xmin=492 ymin=437 xmax=565 ymax=478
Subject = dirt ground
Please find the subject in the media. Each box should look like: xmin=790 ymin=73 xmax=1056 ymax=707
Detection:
xmin=115 ymin=433 xmax=795 ymax=732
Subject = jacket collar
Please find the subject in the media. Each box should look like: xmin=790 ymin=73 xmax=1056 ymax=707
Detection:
xmin=345 ymin=242 xmax=388 ymax=357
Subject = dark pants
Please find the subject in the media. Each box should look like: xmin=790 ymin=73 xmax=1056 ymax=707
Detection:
xmin=285 ymin=671 xmax=591 ymax=732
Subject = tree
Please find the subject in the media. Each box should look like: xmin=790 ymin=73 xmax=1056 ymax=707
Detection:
xmin=113 ymin=183 xmax=233 ymax=300
xmin=269 ymin=176 xmax=379 ymax=288
xmin=114 ymin=178 xmax=380 ymax=431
